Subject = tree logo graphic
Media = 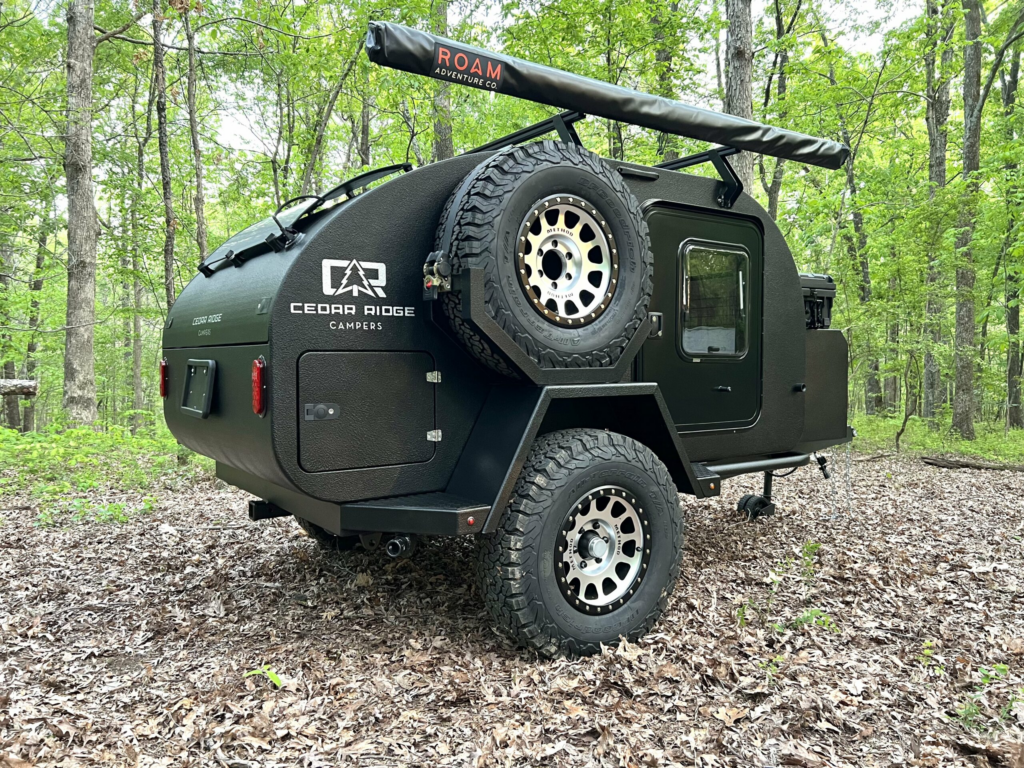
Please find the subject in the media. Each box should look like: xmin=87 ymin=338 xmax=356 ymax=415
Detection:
xmin=321 ymin=259 xmax=387 ymax=298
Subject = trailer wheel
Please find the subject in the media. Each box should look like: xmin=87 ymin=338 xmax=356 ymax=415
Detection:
xmin=295 ymin=518 xmax=361 ymax=552
xmin=436 ymin=141 xmax=653 ymax=374
xmin=477 ymin=428 xmax=683 ymax=657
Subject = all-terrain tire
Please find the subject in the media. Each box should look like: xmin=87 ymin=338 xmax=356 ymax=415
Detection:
xmin=435 ymin=141 xmax=653 ymax=375
xmin=477 ymin=429 xmax=683 ymax=657
xmin=295 ymin=517 xmax=360 ymax=552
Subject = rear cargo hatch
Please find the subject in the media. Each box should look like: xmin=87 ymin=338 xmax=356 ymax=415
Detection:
xmin=298 ymin=351 xmax=436 ymax=472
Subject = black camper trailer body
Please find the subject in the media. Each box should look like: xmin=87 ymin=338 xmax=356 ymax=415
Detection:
xmin=162 ymin=23 xmax=851 ymax=655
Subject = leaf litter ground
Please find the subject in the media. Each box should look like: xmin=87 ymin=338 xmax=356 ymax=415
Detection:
xmin=1 ymin=454 xmax=1022 ymax=767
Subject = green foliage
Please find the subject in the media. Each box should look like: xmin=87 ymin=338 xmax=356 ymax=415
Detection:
xmin=244 ymin=664 xmax=283 ymax=688
xmin=917 ymin=639 xmax=946 ymax=677
xmin=790 ymin=608 xmax=839 ymax=633
xmin=799 ymin=541 xmax=821 ymax=582
xmin=954 ymin=663 xmax=1018 ymax=733
xmin=852 ymin=415 xmax=1024 ymax=463
xmin=0 ymin=426 xmax=211 ymax=520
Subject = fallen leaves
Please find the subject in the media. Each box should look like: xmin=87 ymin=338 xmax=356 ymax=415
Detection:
xmin=0 ymin=455 xmax=1022 ymax=766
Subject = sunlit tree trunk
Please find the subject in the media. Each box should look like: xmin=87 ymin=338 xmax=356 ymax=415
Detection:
xmin=923 ymin=0 xmax=953 ymax=421
xmin=63 ymin=0 xmax=99 ymax=425
xmin=952 ymin=0 xmax=982 ymax=440
xmin=724 ymin=0 xmax=754 ymax=190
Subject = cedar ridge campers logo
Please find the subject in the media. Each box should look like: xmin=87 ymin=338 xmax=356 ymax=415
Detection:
xmin=322 ymin=259 xmax=387 ymax=298
xmin=289 ymin=259 xmax=414 ymax=329
xmin=432 ymin=43 xmax=504 ymax=91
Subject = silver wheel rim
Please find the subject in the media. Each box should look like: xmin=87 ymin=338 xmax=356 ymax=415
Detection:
xmin=516 ymin=195 xmax=618 ymax=327
xmin=556 ymin=486 xmax=650 ymax=612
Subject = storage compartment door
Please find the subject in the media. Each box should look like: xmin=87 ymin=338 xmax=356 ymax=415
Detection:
xmin=298 ymin=351 xmax=435 ymax=472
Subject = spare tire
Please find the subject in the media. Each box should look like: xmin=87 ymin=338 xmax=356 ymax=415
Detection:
xmin=435 ymin=141 xmax=653 ymax=374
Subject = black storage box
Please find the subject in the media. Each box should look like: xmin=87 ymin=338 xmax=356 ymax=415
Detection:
xmin=800 ymin=273 xmax=835 ymax=329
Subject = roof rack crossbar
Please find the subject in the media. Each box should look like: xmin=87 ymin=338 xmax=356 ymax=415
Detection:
xmin=655 ymin=145 xmax=741 ymax=171
xmin=469 ymin=110 xmax=586 ymax=154
xmin=656 ymin=146 xmax=744 ymax=209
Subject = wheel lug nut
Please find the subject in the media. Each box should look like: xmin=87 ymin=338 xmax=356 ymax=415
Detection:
xmin=580 ymin=561 xmax=587 ymax=568
xmin=592 ymin=522 xmax=599 ymax=530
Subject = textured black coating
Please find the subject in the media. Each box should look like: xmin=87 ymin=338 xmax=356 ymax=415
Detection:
xmin=476 ymin=428 xmax=684 ymax=657
xmin=614 ymin=162 xmax=808 ymax=463
xmin=366 ymin=22 xmax=849 ymax=170
xmin=166 ymin=150 xmax=848 ymax=518
xmin=798 ymin=330 xmax=848 ymax=444
xmin=454 ymin=383 xmax=703 ymax=534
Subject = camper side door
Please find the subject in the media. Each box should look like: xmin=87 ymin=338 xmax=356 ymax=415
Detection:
xmin=638 ymin=204 xmax=763 ymax=431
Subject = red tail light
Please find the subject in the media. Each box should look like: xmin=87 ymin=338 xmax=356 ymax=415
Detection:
xmin=252 ymin=357 xmax=267 ymax=416
xmin=159 ymin=359 xmax=168 ymax=398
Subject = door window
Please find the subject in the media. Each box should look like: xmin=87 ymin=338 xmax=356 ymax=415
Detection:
xmin=679 ymin=242 xmax=749 ymax=358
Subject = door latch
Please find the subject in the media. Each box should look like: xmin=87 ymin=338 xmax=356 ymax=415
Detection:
xmin=648 ymin=312 xmax=664 ymax=339
xmin=715 ymin=386 xmax=732 ymax=392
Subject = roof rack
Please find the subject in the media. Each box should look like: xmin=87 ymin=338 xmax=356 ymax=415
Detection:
xmin=469 ymin=110 xmax=585 ymax=154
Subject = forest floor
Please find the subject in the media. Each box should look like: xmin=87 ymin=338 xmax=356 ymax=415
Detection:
xmin=1 ymin=453 xmax=1023 ymax=767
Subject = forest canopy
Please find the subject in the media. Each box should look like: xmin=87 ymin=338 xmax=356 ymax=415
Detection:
xmin=0 ymin=0 xmax=1021 ymax=441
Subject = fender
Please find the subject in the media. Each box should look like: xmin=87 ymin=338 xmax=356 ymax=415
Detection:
xmin=445 ymin=382 xmax=714 ymax=534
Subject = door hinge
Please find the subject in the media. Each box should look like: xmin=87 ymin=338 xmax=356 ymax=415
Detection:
xmin=427 ymin=429 xmax=442 ymax=442
xmin=426 ymin=371 xmax=442 ymax=383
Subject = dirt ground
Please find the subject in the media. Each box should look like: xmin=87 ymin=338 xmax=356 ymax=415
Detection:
xmin=1 ymin=453 xmax=1023 ymax=767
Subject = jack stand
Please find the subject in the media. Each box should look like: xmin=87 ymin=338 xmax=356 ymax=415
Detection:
xmin=736 ymin=472 xmax=776 ymax=521
xmin=815 ymin=453 xmax=831 ymax=479
xmin=759 ymin=471 xmax=777 ymax=518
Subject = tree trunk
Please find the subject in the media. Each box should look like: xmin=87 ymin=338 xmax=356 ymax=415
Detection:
xmin=23 ymin=223 xmax=46 ymax=432
xmin=183 ymin=10 xmax=207 ymax=262
xmin=298 ymin=43 xmax=363 ymax=196
xmin=952 ymin=0 xmax=982 ymax=440
xmin=430 ymin=0 xmax=454 ymax=162
xmin=154 ymin=0 xmax=176 ymax=310
xmin=884 ymin=277 xmax=899 ymax=413
xmin=130 ymin=60 xmax=155 ymax=434
xmin=760 ymin=0 xmax=798 ymax=219
xmin=923 ymin=0 xmax=953 ymax=421
xmin=1010 ymin=281 xmax=1023 ymax=428
xmin=654 ymin=4 xmax=680 ymax=163
xmin=0 ymin=241 xmax=21 ymax=430
xmin=359 ymin=96 xmax=372 ymax=168
xmin=1004 ymin=46 xmax=1023 ymax=428
xmin=399 ymin=100 xmax=426 ymax=166
xmin=724 ymin=0 xmax=754 ymax=190
xmin=63 ymin=0 xmax=99 ymax=425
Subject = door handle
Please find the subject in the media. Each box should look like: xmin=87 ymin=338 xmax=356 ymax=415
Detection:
xmin=715 ymin=386 xmax=732 ymax=392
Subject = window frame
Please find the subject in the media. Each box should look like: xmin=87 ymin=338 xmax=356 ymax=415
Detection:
xmin=676 ymin=238 xmax=751 ymax=361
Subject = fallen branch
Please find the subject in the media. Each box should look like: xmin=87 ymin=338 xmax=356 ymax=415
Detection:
xmin=922 ymin=455 xmax=1024 ymax=472
xmin=0 ymin=379 xmax=37 ymax=397
xmin=854 ymin=452 xmax=894 ymax=463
